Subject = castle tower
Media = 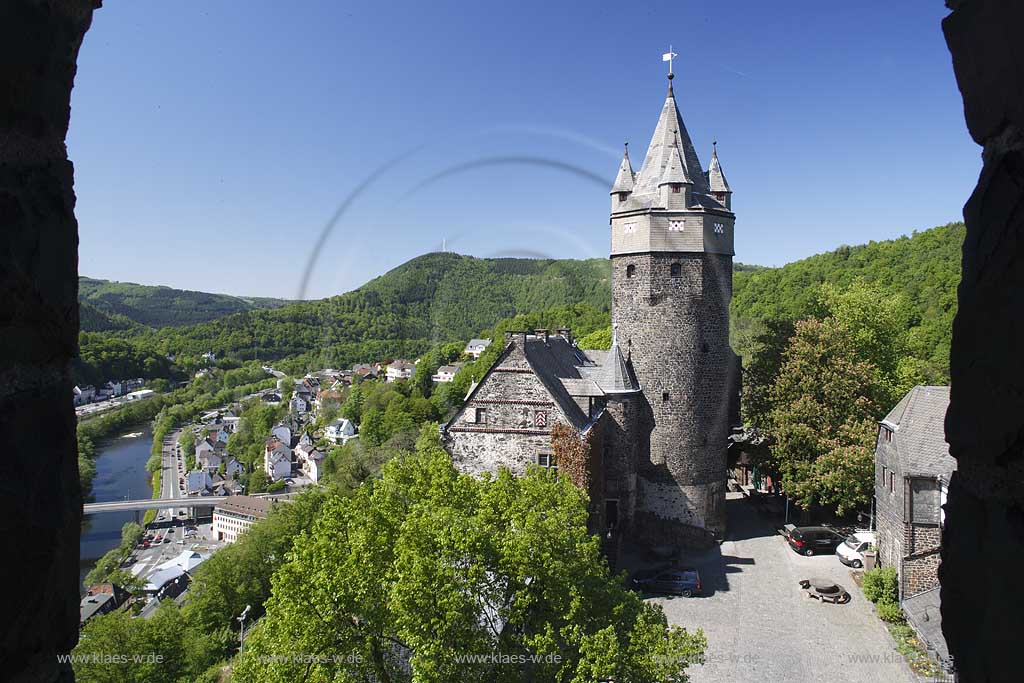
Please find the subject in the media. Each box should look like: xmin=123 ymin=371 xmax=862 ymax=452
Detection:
xmin=609 ymin=72 xmax=736 ymax=534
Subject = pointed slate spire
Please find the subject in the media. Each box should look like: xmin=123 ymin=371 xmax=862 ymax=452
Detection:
xmin=658 ymin=139 xmax=691 ymax=186
xmin=708 ymin=141 xmax=731 ymax=193
xmin=590 ymin=324 xmax=640 ymax=394
xmin=610 ymin=142 xmax=635 ymax=194
xmin=632 ymin=75 xmax=708 ymax=196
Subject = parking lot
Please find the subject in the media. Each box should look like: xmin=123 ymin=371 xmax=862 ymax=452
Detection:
xmin=629 ymin=493 xmax=916 ymax=683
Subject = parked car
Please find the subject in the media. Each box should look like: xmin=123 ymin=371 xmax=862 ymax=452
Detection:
xmin=836 ymin=531 xmax=878 ymax=568
xmin=786 ymin=526 xmax=846 ymax=556
xmin=630 ymin=567 xmax=702 ymax=597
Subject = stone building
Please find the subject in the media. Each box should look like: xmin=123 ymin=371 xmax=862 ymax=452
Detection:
xmin=874 ymin=385 xmax=954 ymax=666
xmin=443 ymin=72 xmax=739 ymax=541
xmin=875 ymin=386 xmax=955 ymax=598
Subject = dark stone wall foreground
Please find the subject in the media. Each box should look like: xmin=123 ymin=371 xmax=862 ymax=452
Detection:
xmin=941 ymin=1 xmax=1024 ymax=681
xmin=0 ymin=1 xmax=98 ymax=681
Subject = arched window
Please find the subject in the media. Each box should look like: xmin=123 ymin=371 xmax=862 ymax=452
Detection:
xmin=670 ymin=263 xmax=681 ymax=277
xmin=626 ymin=264 xmax=636 ymax=279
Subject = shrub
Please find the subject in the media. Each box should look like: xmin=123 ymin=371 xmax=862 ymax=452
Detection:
xmin=862 ymin=566 xmax=898 ymax=604
xmin=875 ymin=599 xmax=905 ymax=623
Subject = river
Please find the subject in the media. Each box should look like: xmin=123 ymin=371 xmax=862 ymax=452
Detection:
xmin=79 ymin=424 xmax=154 ymax=591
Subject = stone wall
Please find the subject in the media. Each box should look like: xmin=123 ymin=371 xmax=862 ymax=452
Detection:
xmin=904 ymin=524 xmax=943 ymax=597
xmin=874 ymin=429 xmax=906 ymax=573
xmin=445 ymin=340 xmax=563 ymax=476
xmin=0 ymin=1 xmax=98 ymax=681
xmin=612 ymin=251 xmax=733 ymax=532
xmin=601 ymin=397 xmax=640 ymax=530
xmin=941 ymin=2 xmax=1024 ymax=679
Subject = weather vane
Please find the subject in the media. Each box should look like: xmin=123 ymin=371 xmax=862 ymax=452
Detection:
xmin=662 ymin=45 xmax=678 ymax=77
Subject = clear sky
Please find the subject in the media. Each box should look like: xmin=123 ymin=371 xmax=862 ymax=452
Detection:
xmin=69 ymin=1 xmax=978 ymax=300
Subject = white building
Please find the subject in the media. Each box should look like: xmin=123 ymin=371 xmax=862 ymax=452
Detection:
xmin=464 ymin=338 xmax=492 ymax=359
xmin=264 ymin=439 xmax=292 ymax=481
xmin=325 ymin=418 xmax=357 ymax=445
xmin=386 ymin=360 xmax=416 ymax=382
xmin=212 ymin=495 xmax=273 ymax=544
xmin=290 ymin=395 xmax=309 ymax=414
xmin=431 ymin=365 xmax=459 ymax=383
xmin=295 ymin=443 xmax=326 ymax=483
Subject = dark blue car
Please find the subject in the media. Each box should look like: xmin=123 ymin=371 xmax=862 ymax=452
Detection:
xmin=630 ymin=567 xmax=702 ymax=597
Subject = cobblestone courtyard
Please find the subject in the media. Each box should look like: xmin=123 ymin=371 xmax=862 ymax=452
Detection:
xmin=638 ymin=493 xmax=917 ymax=683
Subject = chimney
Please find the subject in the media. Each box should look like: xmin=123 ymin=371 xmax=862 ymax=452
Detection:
xmin=557 ymin=328 xmax=573 ymax=345
xmin=535 ymin=329 xmax=549 ymax=344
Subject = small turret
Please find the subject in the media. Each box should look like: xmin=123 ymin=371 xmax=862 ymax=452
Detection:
xmin=610 ymin=142 xmax=635 ymax=209
xmin=707 ymin=141 xmax=732 ymax=210
xmin=658 ymin=140 xmax=692 ymax=209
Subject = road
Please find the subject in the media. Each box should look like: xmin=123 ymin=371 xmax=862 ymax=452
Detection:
xmin=633 ymin=493 xmax=916 ymax=683
xmin=159 ymin=428 xmax=183 ymax=518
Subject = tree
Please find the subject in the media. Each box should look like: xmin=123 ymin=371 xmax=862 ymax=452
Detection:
xmin=73 ymin=602 xmax=218 ymax=683
xmin=233 ymin=427 xmax=705 ymax=683
xmin=577 ymin=325 xmax=612 ymax=350
xmin=359 ymin=406 xmax=387 ymax=446
xmin=768 ymin=317 xmax=887 ymax=514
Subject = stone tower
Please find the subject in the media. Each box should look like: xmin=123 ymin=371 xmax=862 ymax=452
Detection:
xmin=609 ymin=73 xmax=735 ymax=534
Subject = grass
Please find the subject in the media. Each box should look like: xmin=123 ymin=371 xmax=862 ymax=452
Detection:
xmin=886 ymin=622 xmax=946 ymax=679
xmin=142 ymin=467 xmax=161 ymax=526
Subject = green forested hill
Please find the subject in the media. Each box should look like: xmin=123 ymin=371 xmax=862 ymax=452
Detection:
xmin=79 ymin=300 xmax=140 ymax=333
xmin=81 ymin=224 xmax=963 ymax=383
xmin=732 ymin=221 xmax=964 ymax=379
xmin=78 ymin=277 xmax=292 ymax=329
xmin=141 ymin=253 xmax=613 ymax=369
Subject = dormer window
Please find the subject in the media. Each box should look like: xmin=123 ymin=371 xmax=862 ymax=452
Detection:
xmin=671 ymin=184 xmax=681 ymax=194
xmin=618 ymin=192 xmax=628 ymax=203
xmin=626 ymin=264 xmax=636 ymax=279
xmin=714 ymin=192 xmax=726 ymax=202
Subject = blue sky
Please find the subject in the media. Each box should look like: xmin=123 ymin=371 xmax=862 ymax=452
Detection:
xmin=69 ymin=1 xmax=977 ymax=300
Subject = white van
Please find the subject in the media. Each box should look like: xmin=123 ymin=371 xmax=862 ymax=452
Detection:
xmin=836 ymin=531 xmax=878 ymax=568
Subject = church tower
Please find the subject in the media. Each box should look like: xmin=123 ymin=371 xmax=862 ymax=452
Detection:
xmin=609 ymin=71 xmax=736 ymax=534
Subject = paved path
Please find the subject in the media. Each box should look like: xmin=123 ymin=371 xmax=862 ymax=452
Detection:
xmin=641 ymin=493 xmax=916 ymax=683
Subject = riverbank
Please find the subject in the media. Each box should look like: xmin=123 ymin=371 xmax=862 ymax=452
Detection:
xmin=79 ymin=425 xmax=153 ymax=591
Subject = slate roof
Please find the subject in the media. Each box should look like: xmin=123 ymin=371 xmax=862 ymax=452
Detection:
xmin=610 ymin=145 xmax=636 ymax=194
xmin=215 ymin=494 xmax=272 ymax=519
xmin=522 ymin=336 xmax=595 ymax=429
xmin=902 ymin=587 xmax=950 ymax=666
xmin=881 ymin=386 xmax=955 ymax=480
xmin=631 ymin=82 xmax=709 ymax=197
xmin=658 ymin=142 xmax=691 ymax=186
xmin=583 ymin=330 xmax=640 ymax=394
xmin=707 ymin=145 xmax=731 ymax=193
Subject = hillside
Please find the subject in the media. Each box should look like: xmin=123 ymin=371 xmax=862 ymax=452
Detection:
xmin=80 ymin=225 xmax=963 ymax=382
xmin=78 ymin=276 xmax=292 ymax=329
xmin=731 ymin=221 xmax=964 ymax=379
xmin=105 ymin=254 xmax=613 ymax=371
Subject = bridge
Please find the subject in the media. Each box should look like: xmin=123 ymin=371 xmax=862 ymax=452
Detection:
xmin=82 ymin=497 xmax=215 ymax=514
xmin=83 ymin=492 xmax=298 ymax=515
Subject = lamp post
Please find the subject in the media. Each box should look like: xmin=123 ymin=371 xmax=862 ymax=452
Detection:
xmin=237 ymin=604 xmax=251 ymax=656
